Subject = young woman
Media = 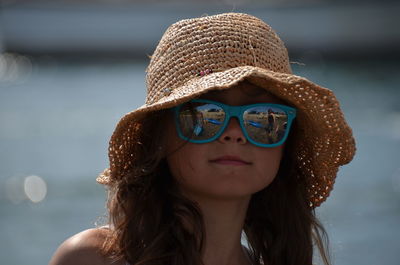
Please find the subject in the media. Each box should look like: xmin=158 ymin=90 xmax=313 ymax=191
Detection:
xmin=49 ymin=13 xmax=356 ymax=265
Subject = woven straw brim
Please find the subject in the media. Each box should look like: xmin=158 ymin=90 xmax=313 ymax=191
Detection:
xmin=97 ymin=65 xmax=355 ymax=208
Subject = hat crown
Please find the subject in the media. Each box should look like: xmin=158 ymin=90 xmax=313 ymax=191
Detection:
xmin=145 ymin=13 xmax=292 ymax=104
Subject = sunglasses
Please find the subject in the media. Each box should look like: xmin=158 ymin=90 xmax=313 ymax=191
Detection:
xmin=172 ymin=99 xmax=296 ymax=147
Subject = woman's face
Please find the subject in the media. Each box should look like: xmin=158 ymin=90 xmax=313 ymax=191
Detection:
xmin=165 ymin=82 xmax=285 ymax=201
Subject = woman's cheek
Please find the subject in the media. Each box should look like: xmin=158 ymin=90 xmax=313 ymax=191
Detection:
xmin=256 ymin=148 xmax=283 ymax=186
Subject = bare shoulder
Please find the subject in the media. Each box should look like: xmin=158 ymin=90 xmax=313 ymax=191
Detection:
xmin=49 ymin=227 xmax=124 ymax=265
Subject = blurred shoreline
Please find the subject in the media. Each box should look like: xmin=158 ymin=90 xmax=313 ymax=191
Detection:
xmin=1 ymin=1 xmax=400 ymax=59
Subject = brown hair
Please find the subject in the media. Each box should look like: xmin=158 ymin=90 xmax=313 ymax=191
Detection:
xmin=101 ymin=94 xmax=331 ymax=265
xmin=244 ymin=121 xmax=331 ymax=265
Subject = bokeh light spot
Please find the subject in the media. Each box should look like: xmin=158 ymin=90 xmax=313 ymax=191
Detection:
xmin=24 ymin=175 xmax=47 ymax=203
xmin=0 ymin=52 xmax=33 ymax=83
xmin=5 ymin=176 xmax=26 ymax=204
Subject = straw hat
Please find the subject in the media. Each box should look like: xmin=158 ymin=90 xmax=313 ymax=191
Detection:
xmin=97 ymin=13 xmax=355 ymax=207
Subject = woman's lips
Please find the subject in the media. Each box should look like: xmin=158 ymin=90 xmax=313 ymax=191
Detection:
xmin=209 ymin=156 xmax=251 ymax=166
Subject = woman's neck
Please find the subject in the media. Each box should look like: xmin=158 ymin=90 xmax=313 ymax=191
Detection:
xmin=192 ymin=195 xmax=252 ymax=265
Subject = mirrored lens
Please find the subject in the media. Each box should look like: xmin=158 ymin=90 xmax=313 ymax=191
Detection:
xmin=178 ymin=102 xmax=226 ymax=141
xmin=243 ymin=106 xmax=288 ymax=145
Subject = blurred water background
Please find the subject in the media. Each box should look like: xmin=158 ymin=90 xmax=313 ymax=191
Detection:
xmin=1 ymin=1 xmax=400 ymax=265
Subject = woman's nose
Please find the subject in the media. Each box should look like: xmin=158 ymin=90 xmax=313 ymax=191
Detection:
xmin=218 ymin=118 xmax=247 ymax=145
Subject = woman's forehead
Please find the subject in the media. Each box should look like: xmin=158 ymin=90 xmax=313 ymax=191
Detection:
xmin=200 ymin=82 xmax=286 ymax=105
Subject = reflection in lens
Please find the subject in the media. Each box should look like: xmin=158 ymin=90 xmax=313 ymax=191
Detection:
xmin=178 ymin=102 xmax=225 ymax=141
xmin=244 ymin=106 xmax=288 ymax=145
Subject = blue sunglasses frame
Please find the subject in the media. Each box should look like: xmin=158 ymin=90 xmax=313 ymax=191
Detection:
xmin=173 ymin=99 xmax=297 ymax=148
